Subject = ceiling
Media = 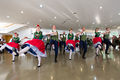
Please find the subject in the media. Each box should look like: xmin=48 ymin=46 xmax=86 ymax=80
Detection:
xmin=0 ymin=0 xmax=120 ymax=30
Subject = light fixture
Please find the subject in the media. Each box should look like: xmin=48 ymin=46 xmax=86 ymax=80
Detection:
xmin=40 ymin=4 xmax=43 ymax=8
xmin=39 ymin=19 xmax=42 ymax=22
xmin=6 ymin=16 xmax=10 ymax=18
xmin=92 ymin=22 xmax=95 ymax=24
xmin=76 ymin=20 xmax=79 ymax=22
xmin=54 ymin=16 xmax=57 ymax=19
xmin=99 ymin=6 xmax=103 ymax=10
xmin=95 ymin=16 xmax=101 ymax=24
xmin=118 ymin=13 xmax=120 ymax=15
xmin=26 ymin=22 xmax=30 ymax=24
xmin=20 ymin=11 xmax=24 ymax=14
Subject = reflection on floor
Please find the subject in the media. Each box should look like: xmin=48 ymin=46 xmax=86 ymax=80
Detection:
xmin=0 ymin=48 xmax=120 ymax=80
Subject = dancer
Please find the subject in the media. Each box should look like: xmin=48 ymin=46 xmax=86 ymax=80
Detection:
xmin=75 ymin=34 xmax=80 ymax=52
xmin=93 ymin=28 xmax=102 ymax=56
xmin=19 ymin=24 xmax=47 ymax=67
xmin=103 ymin=27 xmax=114 ymax=54
xmin=45 ymin=34 xmax=51 ymax=51
xmin=76 ymin=27 xmax=87 ymax=59
xmin=0 ymin=35 xmax=5 ymax=54
xmin=59 ymin=32 xmax=66 ymax=53
xmin=49 ymin=25 xmax=58 ymax=63
xmin=0 ymin=33 xmax=25 ymax=62
xmin=66 ymin=28 xmax=75 ymax=60
xmin=118 ymin=35 xmax=120 ymax=50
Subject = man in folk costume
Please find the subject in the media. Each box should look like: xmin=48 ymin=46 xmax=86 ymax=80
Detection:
xmin=102 ymin=27 xmax=114 ymax=54
xmin=19 ymin=24 xmax=47 ymax=67
xmin=49 ymin=25 xmax=59 ymax=63
xmin=0 ymin=33 xmax=25 ymax=62
xmin=65 ymin=28 xmax=75 ymax=60
xmin=93 ymin=28 xmax=102 ymax=56
xmin=59 ymin=32 xmax=66 ymax=53
xmin=76 ymin=27 xmax=87 ymax=59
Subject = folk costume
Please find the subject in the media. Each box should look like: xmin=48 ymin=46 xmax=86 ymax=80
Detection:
xmin=19 ymin=25 xmax=46 ymax=67
xmin=66 ymin=33 xmax=75 ymax=60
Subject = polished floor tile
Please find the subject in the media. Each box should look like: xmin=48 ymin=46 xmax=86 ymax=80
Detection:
xmin=0 ymin=48 xmax=120 ymax=80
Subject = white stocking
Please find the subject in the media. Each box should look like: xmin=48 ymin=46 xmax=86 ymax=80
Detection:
xmin=69 ymin=50 xmax=72 ymax=59
xmin=19 ymin=46 xmax=30 ymax=54
xmin=96 ymin=48 xmax=99 ymax=55
xmin=0 ymin=44 xmax=6 ymax=51
xmin=98 ymin=45 xmax=101 ymax=49
xmin=37 ymin=55 xmax=41 ymax=66
xmin=12 ymin=52 xmax=15 ymax=61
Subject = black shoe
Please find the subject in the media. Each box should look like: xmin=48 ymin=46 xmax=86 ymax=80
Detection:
xmin=55 ymin=60 xmax=57 ymax=63
xmin=69 ymin=59 xmax=72 ymax=60
xmin=105 ymin=53 xmax=109 ymax=54
xmin=37 ymin=65 xmax=41 ymax=68
xmin=15 ymin=53 xmax=19 ymax=56
xmin=82 ymin=56 xmax=86 ymax=59
xmin=12 ymin=60 xmax=15 ymax=62
xmin=96 ymin=54 xmax=99 ymax=56
xmin=96 ymin=53 xmax=99 ymax=56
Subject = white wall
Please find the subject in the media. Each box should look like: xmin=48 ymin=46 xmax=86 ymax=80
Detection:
xmin=12 ymin=27 xmax=70 ymax=44
xmin=9 ymin=27 xmax=120 ymax=44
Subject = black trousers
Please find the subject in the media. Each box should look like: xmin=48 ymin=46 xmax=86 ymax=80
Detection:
xmin=59 ymin=41 xmax=66 ymax=53
xmin=45 ymin=43 xmax=51 ymax=51
xmin=50 ymin=40 xmax=58 ymax=62
xmin=103 ymin=38 xmax=113 ymax=54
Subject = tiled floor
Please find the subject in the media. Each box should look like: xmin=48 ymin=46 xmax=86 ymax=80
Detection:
xmin=0 ymin=48 xmax=120 ymax=80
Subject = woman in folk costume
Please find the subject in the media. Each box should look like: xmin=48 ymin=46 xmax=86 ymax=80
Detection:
xmin=19 ymin=24 xmax=47 ymax=67
xmin=65 ymin=28 xmax=75 ymax=60
xmin=0 ymin=33 xmax=25 ymax=62
xmin=93 ymin=28 xmax=102 ymax=56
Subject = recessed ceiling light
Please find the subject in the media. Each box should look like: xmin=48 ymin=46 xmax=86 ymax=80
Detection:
xmin=20 ymin=11 xmax=24 ymax=14
xmin=54 ymin=16 xmax=57 ymax=19
xmin=26 ymin=22 xmax=30 ymax=24
xmin=76 ymin=20 xmax=79 ymax=22
xmin=6 ymin=16 xmax=10 ymax=18
xmin=92 ymin=22 xmax=95 ymax=24
xmin=99 ymin=6 xmax=103 ymax=9
xmin=39 ymin=19 xmax=42 ymax=22
xmin=118 ymin=13 xmax=120 ymax=15
xmin=40 ymin=4 xmax=43 ymax=8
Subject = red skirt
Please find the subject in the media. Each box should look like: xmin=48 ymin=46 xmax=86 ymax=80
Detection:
xmin=7 ymin=42 xmax=19 ymax=50
xmin=25 ymin=39 xmax=45 ymax=54
xmin=66 ymin=40 xmax=75 ymax=48
xmin=93 ymin=37 xmax=102 ymax=44
xmin=75 ymin=40 xmax=80 ymax=44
